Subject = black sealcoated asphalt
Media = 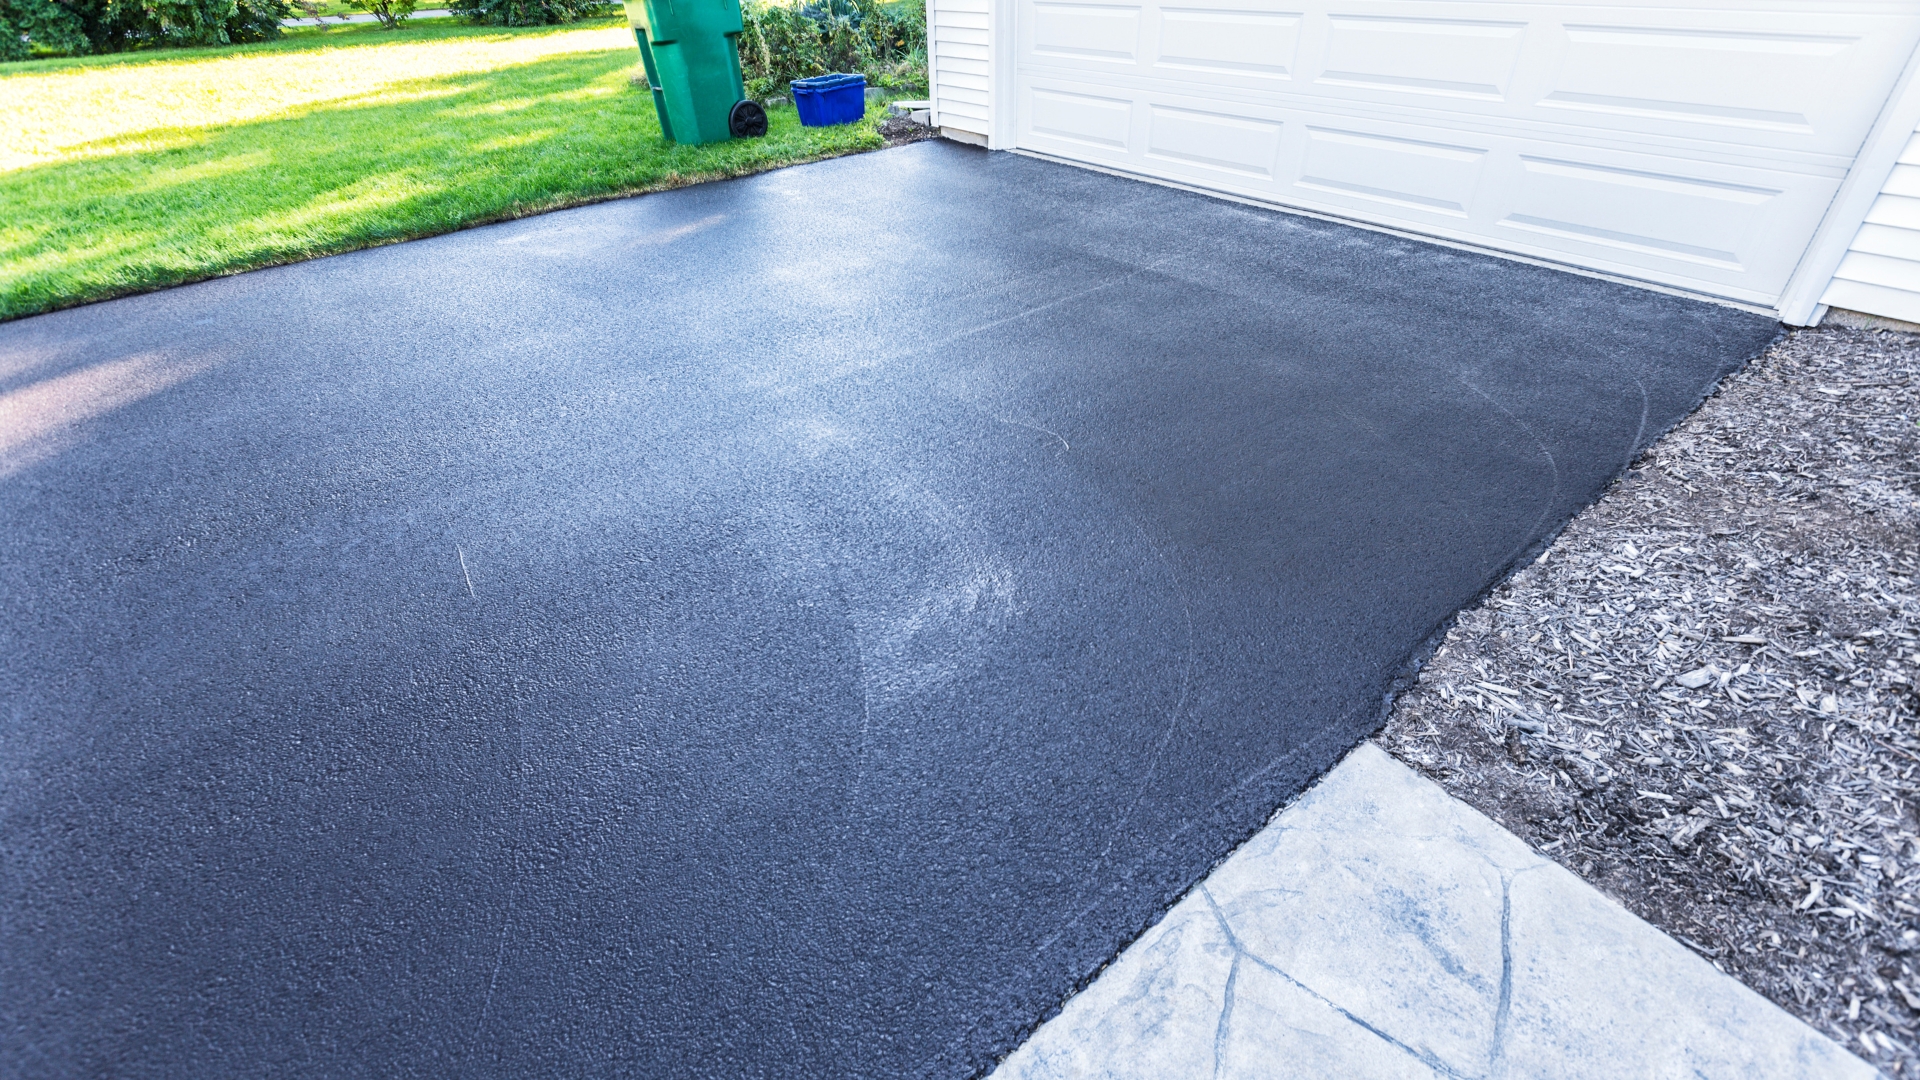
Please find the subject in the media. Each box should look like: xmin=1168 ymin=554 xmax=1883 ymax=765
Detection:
xmin=0 ymin=140 xmax=1777 ymax=1077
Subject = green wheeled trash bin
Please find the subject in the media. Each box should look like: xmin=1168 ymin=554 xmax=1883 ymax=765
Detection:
xmin=625 ymin=0 xmax=767 ymax=145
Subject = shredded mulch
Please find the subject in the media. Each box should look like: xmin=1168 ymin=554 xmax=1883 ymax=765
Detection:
xmin=1378 ymin=325 xmax=1920 ymax=1071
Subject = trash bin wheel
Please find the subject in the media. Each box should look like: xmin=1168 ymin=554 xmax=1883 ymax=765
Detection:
xmin=729 ymin=99 xmax=769 ymax=139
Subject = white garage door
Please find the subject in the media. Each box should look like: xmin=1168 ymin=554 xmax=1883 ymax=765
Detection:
xmin=1011 ymin=1 xmax=1920 ymax=307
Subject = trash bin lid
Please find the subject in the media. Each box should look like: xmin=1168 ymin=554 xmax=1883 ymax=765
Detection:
xmin=791 ymin=73 xmax=867 ymax=93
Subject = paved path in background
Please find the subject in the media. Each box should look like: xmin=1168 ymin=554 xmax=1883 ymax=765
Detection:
xmin=0 ymin=141 xmax=1779 ymax=1077
xmin=282 ymin=8 xmax=451 ymax=24
xmin=996 ymin=744 xmax=1873 ymax=1079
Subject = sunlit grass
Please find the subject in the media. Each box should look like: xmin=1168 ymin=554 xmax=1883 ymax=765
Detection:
xmin=0 ymin=19 xmax=888 ymax=320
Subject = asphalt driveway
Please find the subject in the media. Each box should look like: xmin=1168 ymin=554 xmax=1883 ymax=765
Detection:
xmin=0 ymin=140 xmax=1778 ymax=1078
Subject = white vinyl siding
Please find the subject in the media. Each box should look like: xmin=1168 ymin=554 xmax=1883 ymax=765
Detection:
xmin=1821 ymin=128 xmax=1920 ymax=323
xmin=931 ymin=0 xmax=993 ymax=134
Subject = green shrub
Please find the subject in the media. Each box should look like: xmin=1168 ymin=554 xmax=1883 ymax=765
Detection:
xmin=738 ymin=0 xmax=925 ymax=100
xmin=0 ymin=0 xmax=88 ymax=60
xmin=0 ymin=0 xmax=290 ymax=58
xmin=448 ymin=0 xmax=615 ymax=27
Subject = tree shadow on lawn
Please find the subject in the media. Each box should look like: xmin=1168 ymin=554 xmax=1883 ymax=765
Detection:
xmin=0 ymin=51 xmax=883 ymax=320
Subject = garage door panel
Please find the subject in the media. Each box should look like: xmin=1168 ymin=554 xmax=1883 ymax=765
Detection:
xmin=1497 ymin=156 xmax=1778 ymax=271
xmin=1155 ymin=7 xmax=1301 ymax=80
xmin=1296 ymin=125 xmax=1488 ymax=216
xmin=1147 ymin=106 xmax=1285 ymax=178
xmin=1315 ymin=13 xmax=1526 ymax=102
xmin=1530 ymin=19 xmax=1888 ymax=151
xmin=1031 ymin=87 xmax=1138 ymax=150
xmin=1032 ymin=2 xmax=1143 ymax=63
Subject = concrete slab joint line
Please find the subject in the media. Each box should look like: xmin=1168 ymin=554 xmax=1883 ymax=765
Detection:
xmin=995 ymin=745 xmax=1878 ymax=1080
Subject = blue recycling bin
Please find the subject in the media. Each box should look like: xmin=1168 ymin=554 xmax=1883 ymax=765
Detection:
xmin=792 ymin=73 xmax=867 ymax=127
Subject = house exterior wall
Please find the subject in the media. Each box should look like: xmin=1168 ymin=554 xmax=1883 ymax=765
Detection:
xmin=929 ymin=0 xmax=992 ymax=138
xmin=1822 ymin=122 xmax=1920 ymax=324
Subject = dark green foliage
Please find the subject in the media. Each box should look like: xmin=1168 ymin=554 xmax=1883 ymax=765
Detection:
xmin=738 ymin=0 xmax=925 ymax=99
xmin=223 ymin=0 xmax=291 ymax=38
xmin=0 ymin=0 xmax=291 ymax=58
xmin=148 ymin=0 xmax=243 ymax=45
xmin=448 ymin=0 xmax=614 ymax=27
xmin=0 ymin=0 xmax=88 ymax=60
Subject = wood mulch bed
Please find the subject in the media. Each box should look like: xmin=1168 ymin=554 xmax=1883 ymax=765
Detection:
xmin=1378 ymin=325 xmax=1920 ymax=1072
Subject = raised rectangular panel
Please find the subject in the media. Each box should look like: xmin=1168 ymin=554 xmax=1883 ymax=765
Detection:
xmin=1032 ymin=2 xmax=1141 ymax=63
xmin=1030 ymin=88 xmax=1134 ymax=149
xmin=1540 ymin=24 xmax=1859 ymax=137
xmin=1317 ymin=15 xmax=1525 ymax=101
xmin=1866 ymin=194 xmax=1920 ymax=231
xmin=1296 ymin=127 xmax=1486 ymax=216
xmin=1146 ymin=106 xmax=1282 ymax=178
xmin=1499 ymin=157 xmax=1778 ymax=269
xmin=1846 ymin=223 xmax=1920 ymax=262
xmin=1156 ymin=9 xmax=1300 ymax=79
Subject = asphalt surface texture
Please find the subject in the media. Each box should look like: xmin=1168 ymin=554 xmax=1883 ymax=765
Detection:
xmin=0 ymin=140 xmax=1780 ymax=1078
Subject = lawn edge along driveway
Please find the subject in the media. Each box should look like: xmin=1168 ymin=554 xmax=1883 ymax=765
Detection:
xmin=0 ymin=18 xmax=891 ymax=322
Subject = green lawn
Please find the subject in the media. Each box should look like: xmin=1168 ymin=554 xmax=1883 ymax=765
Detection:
xmin=0 ymin=19 xmax=891 ymax=320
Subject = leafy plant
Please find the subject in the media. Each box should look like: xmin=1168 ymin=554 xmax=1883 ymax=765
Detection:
xmin=738 ymin=0 xmax=924 ymax=100
xmin=149 ymin=0 xmax=239 ymax=44
xmin=347 ymin=0 xmax=415 ymax=29
xmin=448 ymin=0 xmax=614 ymax=27
xmin=0 ymin=0 xmax=290 ymax=58
xmin=0 ymin=0 xmax=88 ymax=60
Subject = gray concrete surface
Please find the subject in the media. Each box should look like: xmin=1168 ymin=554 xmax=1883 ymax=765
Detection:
xmin=996 ymin=743 xmax=1874 ymax=1080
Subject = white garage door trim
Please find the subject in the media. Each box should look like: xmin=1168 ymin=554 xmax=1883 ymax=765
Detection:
xmin=947 ymin=0 xmax=1920 ymax=318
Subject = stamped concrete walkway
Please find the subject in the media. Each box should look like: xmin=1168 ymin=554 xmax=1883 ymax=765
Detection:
xmin=996 ymin=744 xmax=1874 ymax=1080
